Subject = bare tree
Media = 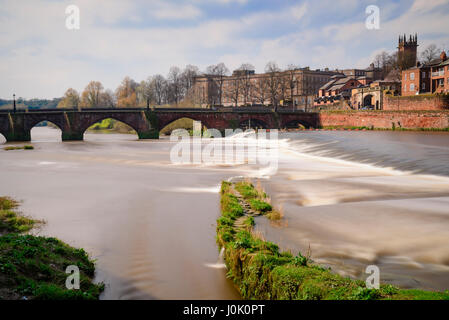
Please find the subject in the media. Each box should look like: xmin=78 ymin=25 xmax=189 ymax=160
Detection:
xmin=58 ymin=88 xmax=80 ymax=109
xmin=80 ymin=81 xmax=104 ymax=108
xmin=253 ymin=77 xmax=269 ymax=105
xmin=420 ymin=44 xmax=441 ymax=64
xmin=373 ymin=51 xmax=400 ymax=80
xmin=167 ymin=66 xmax=183 ymax=105
xmin=226 ymin=77 xmax=240 ymax=107
xmin=206 ymin=63 xmax=230 ymax=106
xmin=151 ymin=75 xmax=166 ymax=105
xmin=265 ymin=61 xmax=282 ymax=109
xmin=100 ymin=89 xmax=116 ymax=108
xmin=182 ymin=65 xmax=200 ymax=92
xmin=137 ymin=77 xmax=154 ymax=108
xmin=237 ymin=63 xmax=255 ymax=105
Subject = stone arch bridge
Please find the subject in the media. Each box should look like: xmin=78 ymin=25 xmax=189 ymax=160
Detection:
xmin=0 ymin=108 xmax=320 ymax=142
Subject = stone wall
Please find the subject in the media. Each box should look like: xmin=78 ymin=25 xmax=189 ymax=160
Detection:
xmin=383 ymin=94 xmax=449 ymax=111
xmin=319 ymin=111 xmax=449 ymax=130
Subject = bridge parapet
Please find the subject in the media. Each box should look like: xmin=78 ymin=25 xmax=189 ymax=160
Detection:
xmin=0 ymin=109 xmax=320 ymax=142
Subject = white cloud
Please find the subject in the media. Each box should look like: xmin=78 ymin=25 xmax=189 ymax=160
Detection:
xmin=1 ymin=0 xmax=449 ymax=98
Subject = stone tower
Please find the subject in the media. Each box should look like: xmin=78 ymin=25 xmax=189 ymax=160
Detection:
xmin=398 ymin=34 xmax=418 ymax=70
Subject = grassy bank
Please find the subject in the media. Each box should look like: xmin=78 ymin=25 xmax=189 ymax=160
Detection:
xmin=88 ymin=118 xmax=136 ymax=135
xmin=217 ymin=181 xmax=449 ymax=300
xmin=0 ymin=197 xmax=103 ymax=300
xmin=3 ymin=145 xmax=34 ymax=151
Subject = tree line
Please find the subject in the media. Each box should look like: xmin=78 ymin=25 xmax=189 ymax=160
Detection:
xmin=58 ymin=65 xmax=201 ymax=109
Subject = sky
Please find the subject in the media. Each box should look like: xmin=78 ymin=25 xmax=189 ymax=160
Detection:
xmin=0 ymin=0 xmax=449 ymax=99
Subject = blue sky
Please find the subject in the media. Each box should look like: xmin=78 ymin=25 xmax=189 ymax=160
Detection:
xmin=1 ymin=0 xmax=449 ymax=98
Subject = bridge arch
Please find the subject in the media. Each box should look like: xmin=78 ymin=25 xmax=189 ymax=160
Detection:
xmin=76 ymin=113 xmax=151 ymax=141
xmin=30 ymin=120 xmax=63 ymax=141
xmin=283 ymin=120 xmax=313 ymax=129
xmin=160 ymin=117 xmax=205 ymax=136
xmin=84 ymin=117 xmax=138 ymax=136
xmin=157 ymin=114 xmax=215 ymax=133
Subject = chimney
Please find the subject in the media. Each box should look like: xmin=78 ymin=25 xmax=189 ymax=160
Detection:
xmin=440 ymin=51 xmax=447 ymax=61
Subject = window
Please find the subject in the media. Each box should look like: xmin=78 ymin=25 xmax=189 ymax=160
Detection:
xmin=410 ymin=84 xmax=415 ymax=91
xmin=404 ymin=74 xmax=407 ymax=81
xmin=410 ymin=73 xmax=415 ymax=80
xmin=422 ymin=82 xmax=426 ymax=90
xmin=422 ymin=72 xmax=426 ymax=79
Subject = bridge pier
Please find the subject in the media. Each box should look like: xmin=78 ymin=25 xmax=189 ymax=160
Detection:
xmin=4 ymin=130 xmax=31 ymax=142
xmin=62 ymin=131 xmax=84 ymax=141
xmin=137 ymin=129 xmax=159 ymax=140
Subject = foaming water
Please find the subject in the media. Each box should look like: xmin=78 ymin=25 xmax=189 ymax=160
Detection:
xmin=254 ymin=130 xmax=449 ymax=291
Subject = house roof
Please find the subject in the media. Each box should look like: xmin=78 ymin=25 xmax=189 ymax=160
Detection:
xmin=435 ymin=59 xmax=449 ymax=67
xmin=320 ymin=79 xmax=336 ymax=90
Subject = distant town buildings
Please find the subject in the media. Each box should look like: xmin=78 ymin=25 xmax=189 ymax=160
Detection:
xmin=191 ymin=67 xmax=339 ymax=110
xmin=190 ymin=33 xmax=447 ymax=112
xmin=315 ymin=75 xmax=362 ymax=106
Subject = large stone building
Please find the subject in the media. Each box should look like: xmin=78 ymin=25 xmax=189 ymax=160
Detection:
xmin=191 ymin=67 xmax=340 ymax=110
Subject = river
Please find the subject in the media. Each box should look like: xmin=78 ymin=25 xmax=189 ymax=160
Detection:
xmin=0 ymin=127 xmax=448 ymax=298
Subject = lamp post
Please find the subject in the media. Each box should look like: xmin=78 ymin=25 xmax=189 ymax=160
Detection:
xmin=13 ymin=94 xmax=16 ymax=113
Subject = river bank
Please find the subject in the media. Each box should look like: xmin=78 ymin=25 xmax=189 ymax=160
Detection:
xmin=0 ymin=196 xmax=103 ymax=300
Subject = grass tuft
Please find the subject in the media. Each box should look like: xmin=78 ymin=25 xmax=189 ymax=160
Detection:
xmin=4 ymin=145 xmax=34 ymax=151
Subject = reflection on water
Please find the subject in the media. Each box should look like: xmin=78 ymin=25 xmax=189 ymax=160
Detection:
xmin=1 ymin=127 xmax=449 ymax=297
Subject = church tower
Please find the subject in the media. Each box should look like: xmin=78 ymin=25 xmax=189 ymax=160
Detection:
xmin=398 ymin=34 xmax=418 ymax=70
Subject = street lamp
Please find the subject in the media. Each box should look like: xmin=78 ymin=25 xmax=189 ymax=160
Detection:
xmin=13 ymin=94 xmax=16 ymax=113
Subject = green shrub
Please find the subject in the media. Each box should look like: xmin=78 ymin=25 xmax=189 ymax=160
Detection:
xmin=249 ymin=199 xmax=272 ymax=213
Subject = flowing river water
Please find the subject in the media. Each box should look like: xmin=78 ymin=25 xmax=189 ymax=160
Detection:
xmin=0 ymin=127 xmax=449 ymax=298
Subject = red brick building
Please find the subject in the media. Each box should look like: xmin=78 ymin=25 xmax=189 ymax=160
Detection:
xmin=401 ymin=64 xmax=431 ymax=96
xmin=315 ymin=75 xmax=363 ymax=106
xmin=430 ymin=52 xmax=449 ymax=94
